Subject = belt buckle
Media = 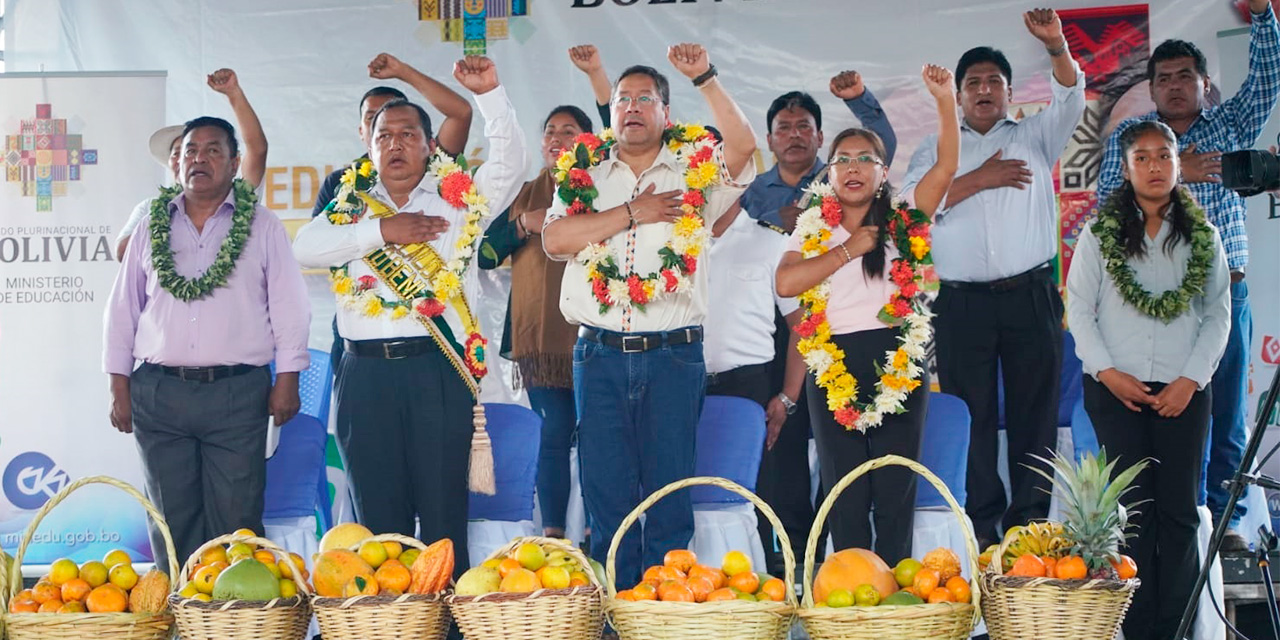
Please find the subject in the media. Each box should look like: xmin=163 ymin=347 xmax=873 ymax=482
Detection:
xmin=382 ymin=342 xmax=408 ymax=360
xmin=621 ymin=335 xmax=646 ymax=353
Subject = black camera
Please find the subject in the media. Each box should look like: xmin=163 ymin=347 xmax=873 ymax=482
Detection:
xmin=1221 ymin=148 xmax=1280 ymax=197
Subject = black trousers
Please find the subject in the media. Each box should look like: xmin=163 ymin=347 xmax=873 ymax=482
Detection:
xmin=934 ymin=270 xmax=1062 ymax=544
xmin=705 ymin=362 xmax=771 ymax=406
xmin=130 ymin=363 xmax=270 ymax=570
xmin=1084 ymin=377 xmax=1209 ymax=640
xmin=335 ymin=345 xmax=474 ymax=576
xmin=807 ymin=328 xmax=927 ymax=563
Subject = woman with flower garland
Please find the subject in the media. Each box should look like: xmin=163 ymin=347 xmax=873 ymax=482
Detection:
xmin=1067 ymin=120 xmax=1229 ymax=640
xmin=775 ymin=65 xmax=959 ymax=560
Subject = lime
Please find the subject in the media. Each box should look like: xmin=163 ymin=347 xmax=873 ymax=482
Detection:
xmin=894 ymin=558 xmax=923 ymax=588
xmin=826 ymin=588 xmax=855 ymax=608
xmin=854 ymin=584 xmax=881 ymax=606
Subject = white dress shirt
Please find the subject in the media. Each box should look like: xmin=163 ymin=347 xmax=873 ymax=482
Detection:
xmin=546 ymin=144 xmax=754 ymax=333
xmin=901 ymin=69 xmax=1086 ymax=282
xmin=292 ymin=86 xmax=527 ymax=343
xmin=704 ymin=213 xmax=799 ymax=374
xmin=1066 ymin=214 xmax=1231 ymax=388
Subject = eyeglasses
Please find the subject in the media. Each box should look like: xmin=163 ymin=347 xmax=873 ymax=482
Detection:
xmin=831 ymin=155 xmax=884 ymax=168
xmin=613 ymin=95 xmax=661 ymax=107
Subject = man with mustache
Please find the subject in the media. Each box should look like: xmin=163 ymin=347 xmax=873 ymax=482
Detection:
xmin=1098 ymin=0 xmax=1280 ymax=553
xmin=901 ymin=8 xmax=1085 ymax=549
xmin=542 ymin=43 xmax=757 ymax=587
xmin=293 ymin=56 xmax=525 ymax=573
xmin=103 ymin=116 xmax=311 ymax=568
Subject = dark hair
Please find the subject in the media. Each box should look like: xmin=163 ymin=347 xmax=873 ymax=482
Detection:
xmin=766 ymin=92 xmax=823 ymax=134
xmin=826 ymin=128 xmax=893 ymax=280
xmin=956 ymin=46 xmax=1013 ymax=89
xmin=614 ymin=65 xmax=671 ymax=105
xmin=1109 ymin=120 xmax=1195 ymax=258
xmin=544 ymin=105 xmax=594 ymax=133
xmin=1147 ymin=39 xmax=1209 ymax=81
xmin=359 ymin=86 xmax=408 ymax=115
xmin=370 ymin=98 xmax=434 ymax=138
xmin=181 ymin=116 xmax=239 ymax=158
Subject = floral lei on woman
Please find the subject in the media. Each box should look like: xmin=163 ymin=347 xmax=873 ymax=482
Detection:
xmin=553 ymin=124 xmax=718 ymax=313
xmin=149 ymin=178 xmax=257 ymax=302
xmin=792 ymin=183 xmax=937 ymax=431
xmin=323 ymin=154 xmax=491 ymax=379
xmin=1093 ymin=188 xmax=1215 ymax=324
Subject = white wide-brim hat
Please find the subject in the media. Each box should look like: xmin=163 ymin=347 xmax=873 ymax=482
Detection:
xmin=147 ymin=124 xmax=186 ymax=169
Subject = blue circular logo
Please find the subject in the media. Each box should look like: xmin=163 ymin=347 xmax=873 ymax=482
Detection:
xmin=3 ymin=452 xmax=70 ymax=510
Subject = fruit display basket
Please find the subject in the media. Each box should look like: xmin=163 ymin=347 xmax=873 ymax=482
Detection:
xmin=796 ymin=455 xmax=980 ymax=640
xmin=170 ymin=533 xmax=312 ymax=640
xmin=604 ymin=476 xmax=797 ymax=640
xmin=447 ymin=536 xmax=604 ymax=640
xmin=4 ymin=475 xmax=179 ymax=640
xmin=979 ymin=529 xmax=1138 ymax=640
xmin=313 ymin=533 xmax=451 ymax=640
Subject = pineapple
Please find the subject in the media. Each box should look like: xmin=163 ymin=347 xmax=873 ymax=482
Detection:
xmin=1029 ymin=449 xmax=1149 ymax=579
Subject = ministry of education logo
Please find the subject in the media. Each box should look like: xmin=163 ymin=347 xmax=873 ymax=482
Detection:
xmin=3 ymin=104 xmax=99 ymax=213
xmin=419 ymin=0 xmax=529 ymax=55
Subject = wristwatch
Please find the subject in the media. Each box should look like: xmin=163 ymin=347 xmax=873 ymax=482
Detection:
xmin=777 ymin=393 xmax=797 ymax=416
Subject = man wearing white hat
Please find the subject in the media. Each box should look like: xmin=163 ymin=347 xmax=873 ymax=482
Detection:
xmin=116 ymin=69 xmax=268 ymax=259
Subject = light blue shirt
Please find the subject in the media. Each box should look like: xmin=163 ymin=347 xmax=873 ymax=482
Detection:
xmin=902 ymin=69 xmax=1086 ymax=282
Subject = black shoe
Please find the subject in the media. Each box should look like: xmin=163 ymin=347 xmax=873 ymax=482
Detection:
xmin=1220 ymin=529 xmax=1250 ymax=554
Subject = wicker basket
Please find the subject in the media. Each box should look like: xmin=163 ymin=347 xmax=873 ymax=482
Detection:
xmin=447 ymin=536 xmax=604 ymax=640
xmin=312 ymin=533 xmax=451 ymax=640
xmin=796 ymin=455 xmax=980 ymax=640
xmin=604 ymin=476 xmax=797 ymax=640
xmin=979 ymin=523 xmax=1139 ymax=640
xmin=3 ymin=475 xmax=179 ymax=640
xmin=169 ymin=533 xmax=312 ymax=640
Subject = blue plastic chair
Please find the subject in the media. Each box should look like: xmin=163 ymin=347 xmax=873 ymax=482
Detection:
xmin=996 ymin=330 xmax=1083 ymax=430
xmin=691 ymin=396 xmax=766 ymax=505
xmin=468 ymin=403 xmax=540 ymax=522
xmin=1070 ymin=397 xmax=1100 ymax=462
xmin=918 ymin=393 xmax=970 ymax=508
xmin=265 ymin=348 xmax=334 ymax=529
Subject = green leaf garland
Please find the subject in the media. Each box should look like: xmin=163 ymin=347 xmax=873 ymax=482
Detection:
xmin=149 ymin=178 xmax=257 ymax=302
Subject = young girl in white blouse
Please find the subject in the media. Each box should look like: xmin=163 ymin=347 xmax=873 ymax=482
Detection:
xmin=1066 ymin=120 xmax=1230 ymax=640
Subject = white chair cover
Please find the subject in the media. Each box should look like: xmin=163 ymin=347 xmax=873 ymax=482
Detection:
xmin=1194 ymin=505 xmax=1227 ymax=640
xmin=688 ymin=503 xmax=768 ymax=575
xmin=467 ymin=519 xmax=538 ymax=566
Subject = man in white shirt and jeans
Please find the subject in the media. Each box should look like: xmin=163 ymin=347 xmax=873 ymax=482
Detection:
xmin=543 ymin=43 xmax=756 ymax=587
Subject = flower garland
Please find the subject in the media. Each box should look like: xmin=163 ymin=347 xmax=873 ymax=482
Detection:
xmin=553 ymin=124 xmax=718 ymax=313
xmin=1094 ymin=189 xmax=1215 ymax=324
xmin=792 ymin=183 xmax=937 ymax=431
xmin=323 ymin=154 xmax=491 ymax=379
xmin=149 ymin=178 xmax=257 ymax=302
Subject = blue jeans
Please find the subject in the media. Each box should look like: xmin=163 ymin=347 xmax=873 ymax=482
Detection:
xmin=1203 ymin=280 xmax=1252 ymax=526
xmin=573 ymin=330 xmax=705 ymax=588
xmin=528 ymin=386 xmax=577 ymax=531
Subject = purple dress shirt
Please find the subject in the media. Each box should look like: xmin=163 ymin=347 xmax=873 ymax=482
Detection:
xmin=103 ymin=188 xmax=311 ymax=376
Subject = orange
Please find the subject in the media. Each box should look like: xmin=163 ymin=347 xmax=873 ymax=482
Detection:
xmin=912 ymin=568 xmax=941 ymax=598
xmin=656 ymin=580 xmax=695 ymax=602
xmin=653 ymin=565 xmax=686 ymax=584
xmin=1112 ymin=554 xmax=1138 ymax=580
xmin=945 ymin=576 xmax=971 ymax=603
xmin=615 ymin=589 xmax=637 ymax=601
xmin=569 ymin=571 xmax=591 ymax=587
xmin=687 ymin=576 xmax=715 ymax=602
xmin=1007 ymin=554 xmax=1047 ymax=578
xmin=498 ymin=568 xmax=541 ymax=594
xmin=48 ymin=558 xmax=79 ymax=586
xmin=38 ymin=598 xmax=64 ymax=613
xmin=704 ymin=587 xmax=737 ymax=602
xmin=498 ymin=557 xmax=523 ymax=578
xmin=1041 ymin=556 xmax=1058 ymax=579
xmin=926 ymin=588 xmax=954 ymax=604
xmin=85 ymin=585 xmax=128 ymax=613
xmin=759 ymin=577 xmax=787 ymax=602
xmin=61 ymin=578 xmax=91 ymax=603
xmin=343 ymin=574 xmax=380 ymax=597
xmin=32 ymin=581 xmax=60 ymax=604
xmin=642 ymin=566 xmax=664 ymax=587
xmin=632 ymin=582 xmax=658 ymax=601
xmin=1055 ymin=556 xmax=1088 ymax=580
xmin=727 ymin=571 xmax=759 ymax=595
xmin=688 ymin=564 xmax=725 ymax=590
xmin=663 ymin=549 xmax=698 ymax=573
xmin=374 ymin=559 xmax=412 ymax=593
xmin=9 ymin=597 xmax=38 ymax=614
xmin=58 ymin=601 xmax=87 ymax=613
xmin=199 ymin=546 xmax=229 ymax=567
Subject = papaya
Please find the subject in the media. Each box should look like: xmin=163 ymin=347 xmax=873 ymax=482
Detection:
xmin=313 ymin=550 xmax=375 ymax=598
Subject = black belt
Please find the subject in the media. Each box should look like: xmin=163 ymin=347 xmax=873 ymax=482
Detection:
xmin=578 ymin=325 xmax=703 ymax=354
xmin=155 ymin=363 xmax=259 ymax=383
xmin=941 ymin=262 xmax=1053 ymax=294
xmin=343 ymin=337 xmax=438 ymax=360
xmin=706 ymin=362 xmax=769 ymax=388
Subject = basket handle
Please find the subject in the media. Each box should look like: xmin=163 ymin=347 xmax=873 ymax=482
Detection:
xmin=800 ymin=455 xmax=979 ymax=617
xmin=483 ymin=535 xmax=601 ymax=589
xmin=7 ymin=475 xmax=180 ymax=600
xmin=346 ymin=533 xmax=429 ymax=554
xmin=176 ymin=534 xmax=312 ymax=595
xmin=604 ymin=476 xmax=798 ymax=606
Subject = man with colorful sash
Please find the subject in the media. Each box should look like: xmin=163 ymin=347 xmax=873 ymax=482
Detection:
xmin=293 ymin=56 xmax=526 ymax=572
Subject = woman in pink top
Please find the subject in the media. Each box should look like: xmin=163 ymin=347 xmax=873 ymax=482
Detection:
xmin=777 ymin=65 xmax=960 ymax=562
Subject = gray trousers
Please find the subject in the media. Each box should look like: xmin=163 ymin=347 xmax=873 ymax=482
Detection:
xmin=130 ymin=363 xmax=270 ymax=569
